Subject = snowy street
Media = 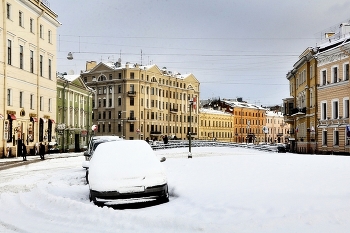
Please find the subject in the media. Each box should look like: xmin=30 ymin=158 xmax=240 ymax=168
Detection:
xmin=0 ymin=147 xmax=350 ymax=233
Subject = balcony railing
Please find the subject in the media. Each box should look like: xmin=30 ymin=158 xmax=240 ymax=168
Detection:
xmin=150 ymin=131 xmax=162 ymax=135
xmin=127 ymin=91 xmax=136 ymax=96
xmin=127 ymin=117 xmax=137 ymax=121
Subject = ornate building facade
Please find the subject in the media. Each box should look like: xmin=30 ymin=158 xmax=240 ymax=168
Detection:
xmin=81 ymin=61 xmax=200 ymax=141
xmin=0 ymin=0 xmax=60 ymax=157
xmin=316 ymin=23 xmax=350 ymax=155
xmin=56 ymin=74 xmax=93 ymax=152
xmin=284 ymin=48 xmax=318 ymax=153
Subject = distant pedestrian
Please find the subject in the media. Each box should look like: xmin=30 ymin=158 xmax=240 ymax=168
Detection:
xmin=35 ymin=142 xmax=39 ymax=155
xmin=163 ymin=135 xmax=168 ymax=144
xmin=39 ymin=142 xmax=45 ymax=160
xmin=22 ymin=143 xmax=27 ymax=161
xmin=145 ymin=137 xmax=150 ymax=144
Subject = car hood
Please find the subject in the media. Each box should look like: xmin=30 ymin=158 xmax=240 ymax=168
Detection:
xmin=88 ymin=140 xmax=167 ymax=192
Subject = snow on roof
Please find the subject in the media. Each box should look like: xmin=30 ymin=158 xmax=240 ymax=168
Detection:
xmin=101 ymin=61 xmax=191 ymax=79
xmin=266 ymin=110 xmax=284 ymax=117
xmin=199 ymin=108 xmax=233 ymax=116
xmin=62 ymin=74 xmax=80 ymax=82
xmin=222 ymin=100 xmax=267 ymax=110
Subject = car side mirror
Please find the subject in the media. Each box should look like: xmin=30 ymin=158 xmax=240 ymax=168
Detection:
xmin=160 ymin=157 xmax=166 ymax=162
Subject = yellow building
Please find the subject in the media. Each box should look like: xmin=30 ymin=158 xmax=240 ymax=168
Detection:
xmin=0 ymin=0 xmax=60 ymax=157
xmin=198 ymin=108 xmax=234 ymax=142
xmin=284 ymin=47 xmax=318 ymax=153
xmin=80 ymin=61 xmax=200 ymax=141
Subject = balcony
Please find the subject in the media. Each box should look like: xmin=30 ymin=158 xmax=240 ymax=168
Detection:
xmin=170 ymin=108 xmax=178 ymax=113
xmin=150 ymin=131 xmax=162 ymax=135
xmin=127 ymin=91 xmax=136 ymax=97
xmin=127 ymin=117 xmax=137 ymax=122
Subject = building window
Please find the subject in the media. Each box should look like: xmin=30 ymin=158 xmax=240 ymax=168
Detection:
xmin=109 ymin=86 xmax=112 ymax=94
xmin=118 ymin=73 xmax=121 ymax=79
xmin=40 ymin=96 xmax=43 ymax=111
xmin=109 ymin=98 xmax=112 ymax=107
xmin=332 ymin=100 xmax=339 ymax=119
xmin=332 ymin=66 xmax=338 ymax=83
xmin=7 ymin=89 xmax=12 ymax=106
xmin=48 ymin=98 xmax=52 ymax=112
xmin=130 ymin=72 xmax=134 ymax=79
xmin=130 ymin=124 xmax=134 ymax=132
xmin=7 ymin=39 xmax=11 ymax=65
xmin=30 ymin=94 xmax=34 ymax=109
xmin=118 ymin=97 xmax=121 ymax=106
xmin=19 ymin=45 xmax=24 ymax=69
xmin=48 ymin=59 xmax=52 ymax=79
xmin=322 ymin=70 xmax=327 ymax=85
xmin=48 ymin=30 xmax=52 ymax=43
xmin=130 ymin=97 xmax=134 ymax=106
xmin=40 ymin=55 xmax=43 ymax=76
xmin=322 ymin=131 xmax=327 ymax=146
xmin=118 ymin=85 xmax=122 ymax=93
xmin=30 ymin=50 xmax=34 ymax=73
xmin=109 ymin=74 xmax=112 ymax=80
xmin=30 ymin=18 xmax=34 ymax=33
xmin=19 ymin=11 xmax=23 ymax=27
xmin=40 ymin=24 xmax=44 ymax=39
xmin=20 ymin=91 xmax=23 ymax=108
xmin=344 ymin=98 xmax=349 ymax=119
xmin=344 ymin=63 xmax=349 ymax=81
xmin=334 ymin=130 xmax=339 ymax=146
xmin=321 ymin=101 xmax=327 ymax=120
xmin=6 ymin=3 xmax=11 ymax=19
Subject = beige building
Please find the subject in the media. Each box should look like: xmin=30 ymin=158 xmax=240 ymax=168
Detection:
xmin=81 ymin=61 xmax=200 ymax=141
xmin=198 ymin=108 xmax=234 ymax=142
xmin=316 ymin=23 xmax=350 ymax=155
xmin=265 ymin=110 xmax=290 ymax=144
xmin=1 ymin=0 xmax=60 ymax=157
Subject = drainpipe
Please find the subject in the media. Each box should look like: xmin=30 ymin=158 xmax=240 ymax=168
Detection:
xmin=2 ymin=0 xmax=7 ymax=155
xmin=36 ymin=6 xmax=44 ymax=143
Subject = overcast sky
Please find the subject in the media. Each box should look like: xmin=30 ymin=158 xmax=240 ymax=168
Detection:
xmin=50 ymin=0 xmax=350 ymax=106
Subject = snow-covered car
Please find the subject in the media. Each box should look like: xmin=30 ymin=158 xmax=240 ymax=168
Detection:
xmin=82 ymin=136 xmax=122 ymax=169
xmin=88 ymin=140 xmax=169 ymax=206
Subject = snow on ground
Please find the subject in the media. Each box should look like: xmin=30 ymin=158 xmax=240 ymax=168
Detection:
xmin=0 ymin=147 xmax=350 ymax=233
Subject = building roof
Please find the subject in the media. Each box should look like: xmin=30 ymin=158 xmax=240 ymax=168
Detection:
xmin=199 ymin=108 xmax=233 ymax=116
xmin=222 ymin=99 xmax=267 ymax=110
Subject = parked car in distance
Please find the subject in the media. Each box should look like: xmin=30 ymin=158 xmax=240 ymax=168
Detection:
xmin=88 ymin=140 xmax=169 ymax=206
xmin=277 ymin=144 xmax=286 ymax=153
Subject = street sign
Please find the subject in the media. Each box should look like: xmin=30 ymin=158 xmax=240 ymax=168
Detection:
xmin=57 ymin=123 xmax=66 ymax=130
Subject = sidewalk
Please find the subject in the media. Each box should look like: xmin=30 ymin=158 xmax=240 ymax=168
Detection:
xmin=0 ymin=152 xmax=83 ymax=163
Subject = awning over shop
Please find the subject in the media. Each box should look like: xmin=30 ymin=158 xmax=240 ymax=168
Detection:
xmin=9 ymin=114 xmax=16 ymax=120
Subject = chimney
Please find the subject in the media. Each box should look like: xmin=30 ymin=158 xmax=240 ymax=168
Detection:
xmin=86 ymin=61 xmax=97 ymax=71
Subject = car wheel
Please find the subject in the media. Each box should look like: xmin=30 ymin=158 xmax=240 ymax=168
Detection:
xmin=86 ymin=170 xmax=89 ymax=184
xmin=157 ymin=185 xmax=169 ymax=203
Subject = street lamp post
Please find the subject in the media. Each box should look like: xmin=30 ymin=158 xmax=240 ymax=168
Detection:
xmin=188 ymin=99 xmax=193 ymax=158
